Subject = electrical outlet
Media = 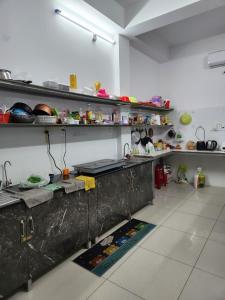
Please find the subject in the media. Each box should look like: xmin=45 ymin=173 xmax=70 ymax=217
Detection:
xmin=216 ymin=122 xmax=225 ymax=131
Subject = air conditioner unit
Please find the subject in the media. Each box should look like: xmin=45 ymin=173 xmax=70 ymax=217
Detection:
xmin=208 ymin=50 xmax=225 ymax=68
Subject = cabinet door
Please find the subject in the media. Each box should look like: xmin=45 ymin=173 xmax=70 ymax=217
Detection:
xmin=129 ymin=162 xmax=153 ymax=214
xmin=96 ymin=170 xmax=130 ymax=236
xmin=27 ymin=190 xmax=89 ymax=280
xmin=0 ymin=203 xmax=28 ymax=299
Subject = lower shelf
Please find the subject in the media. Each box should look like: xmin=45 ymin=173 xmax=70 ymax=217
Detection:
xmin=0 ymin=124 xmax=173 ymax=129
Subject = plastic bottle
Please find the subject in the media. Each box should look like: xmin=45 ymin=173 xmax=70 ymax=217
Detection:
xmin=194 ymin=169 xmax=199 ymax=189
xmin=198 ymin=168 xmax=205 ymax=188
xmin=69 ymin=74 xmax=77 ymax=92
xmin=194 ymin=167 xmax=205 ymax=189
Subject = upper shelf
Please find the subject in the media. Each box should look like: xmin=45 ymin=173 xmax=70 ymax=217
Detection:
xmin=130 ymin=103 xmax=174 ymax=112
xmin=0 ymin=80 xmax=173 ymax=112
xmin=0 ymin=80 xmax=129 ymax=107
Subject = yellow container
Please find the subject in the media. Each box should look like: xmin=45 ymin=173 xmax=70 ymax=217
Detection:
xmin=70 ymin=74 xmax=77 ymax=89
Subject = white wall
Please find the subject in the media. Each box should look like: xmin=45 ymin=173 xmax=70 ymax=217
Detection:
xmin=130 ymin=46 xmax=160 ymax=101
xmin=160 ymin=32 xmax=225 ymax=186
xmin=0 ymin=0 xmax=114 ymax=90
xmin=0 ymin=0 xmax=125 ymax=185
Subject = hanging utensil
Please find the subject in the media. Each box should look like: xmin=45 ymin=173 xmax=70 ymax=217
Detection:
xmin=131 ymin=129 xmax=141 ymax=145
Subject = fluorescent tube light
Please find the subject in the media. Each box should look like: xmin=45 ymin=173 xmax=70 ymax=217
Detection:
xmin=55 ymin=9 xmax=115 ymax=45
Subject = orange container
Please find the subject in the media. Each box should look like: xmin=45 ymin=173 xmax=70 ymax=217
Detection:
xmin=0 ymin=112 xmax=10 ymax=123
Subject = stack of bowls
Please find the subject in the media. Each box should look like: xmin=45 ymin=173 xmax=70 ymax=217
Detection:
xmin=10 ymin=103 xmax=35 ymax=123
xmin=33 ymin=104 xmax=57 ymax=124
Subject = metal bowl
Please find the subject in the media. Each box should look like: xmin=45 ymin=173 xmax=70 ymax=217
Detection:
xmin=33 ymin=104 xmax=52 ymax=116
xmin=11 ymin=114 xmax=35 ymax=124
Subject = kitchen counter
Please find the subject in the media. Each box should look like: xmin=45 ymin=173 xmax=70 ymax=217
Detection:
xmin=135 ymin=149 xmax=225 ymax=158
xmin=134 ymin=150 xmax=173 ymax=159
xmin=173 ymin=149 xmax=225 ymax=156
xmin=92 ymin=157 xmax=154 ymax=178
xmin=0 ymin=158 xmax=154 ymax=209
xmin=0 ymin=160 xmax=153 ymax=298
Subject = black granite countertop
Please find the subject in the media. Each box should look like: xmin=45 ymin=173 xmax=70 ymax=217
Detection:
xmin=0 ymin=158 xmax=154 ymax=210
xmin=89 ymin=157 xmax=154 ymax=178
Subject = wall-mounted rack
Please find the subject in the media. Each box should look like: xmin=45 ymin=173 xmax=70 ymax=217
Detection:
xmin=0 ymin=80 xmax=173 ymax=112
xmin=0 ymin=124 xmax=173 ymax=129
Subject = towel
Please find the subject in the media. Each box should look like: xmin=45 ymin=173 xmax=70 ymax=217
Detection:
xmin=75 ymin=176 xmax=96 ymax=191
xmin=19 ymin=188 xmax=54 ymax=208
xmin=60 ymin=178 xmax=85 ymax=194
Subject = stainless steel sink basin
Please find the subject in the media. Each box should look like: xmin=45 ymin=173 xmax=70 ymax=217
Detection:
xmin=3 ymin=184 xmax=31 ymax=194
xmin=0 ymin=190 xmax=20 ymax=208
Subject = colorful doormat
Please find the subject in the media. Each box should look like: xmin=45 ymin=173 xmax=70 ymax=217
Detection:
xmin=74 ymin=219 xmax=156 ymax=276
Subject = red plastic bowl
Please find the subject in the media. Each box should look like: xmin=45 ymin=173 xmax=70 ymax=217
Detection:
xmin=0 ymin=112 xmax=10 ymax=123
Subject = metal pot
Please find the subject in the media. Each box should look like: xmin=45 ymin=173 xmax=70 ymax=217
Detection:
xmin=0 ymin=69 xmax=12 ymax=80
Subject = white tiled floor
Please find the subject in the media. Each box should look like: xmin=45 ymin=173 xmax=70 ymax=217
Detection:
xmin=9 ymin=183 xmax=225 ymax=300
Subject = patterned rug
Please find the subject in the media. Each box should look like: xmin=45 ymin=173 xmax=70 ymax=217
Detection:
xmin=74 ymin=218 xmax=156 ymax=276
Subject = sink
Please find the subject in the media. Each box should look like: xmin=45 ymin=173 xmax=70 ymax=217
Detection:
xmin=0 ymin=190 xmax=20 ymax=208
xmin=3 ymin=184 xmax=32 ymax=194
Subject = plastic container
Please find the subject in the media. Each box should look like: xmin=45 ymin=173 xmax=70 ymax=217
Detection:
xmin=36 ymin=116 xmax=57 ymax=124
xmin=194 ymin=172 xmax=199 ymax=189
xmin=0 ymin=112 xmax=10 ymax=124
xmin=194 ymin=167 xmax=205 ymax=189
xmin=70 ymin=74 xmax=77 ymax=90
xmin=198 ymin=168 xmax=205 ymax=188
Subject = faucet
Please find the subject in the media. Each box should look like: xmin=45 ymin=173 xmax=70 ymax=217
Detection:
xmin=3 ymin=160 xmax=12 ymax=188
xmin=123 ymin=143 xmax=131 ymax=159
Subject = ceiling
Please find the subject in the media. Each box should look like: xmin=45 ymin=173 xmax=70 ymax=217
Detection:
xmin=115 ymin=0 xmax=139 ymax=8
xmin=83 ymin=0 xmax=225 ymax=62
xmin=139 ymin=5 xmax=225 ymax=48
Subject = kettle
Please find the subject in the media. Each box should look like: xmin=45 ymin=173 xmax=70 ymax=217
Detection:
xmin=196 ymin=141 xmax=206 ymax=151
xmin=206 ymin=140 xmax=217 ymax=151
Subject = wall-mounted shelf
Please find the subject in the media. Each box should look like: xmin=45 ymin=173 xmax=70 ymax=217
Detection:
xmin=132 ymin=124 xmax=173 ymax=128
xmin=0 ymin=123 xmax=131 ymax=128
xmin=0 ymin=80 xmax=130 ymax=107
xmin=0 ymin=80 xmax=174 ymax=113
xmin=130 ymin=103 xmax=174 ymax=112
xmin=0 ymin=123 xmax=174 ymax=129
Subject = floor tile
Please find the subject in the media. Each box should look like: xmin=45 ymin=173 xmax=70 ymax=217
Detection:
xmin=163 ymin=212 xmax=216 ymax=238
xmin=134 ymin=204 xmax=174 ymax=225
xmin=153 ymin=195 xmax=184 ymax=210
xmin=178 ymin=201 xmax=222 ymax=220
xmin=196 ymin=186 xmax=225 ymax=196
xmin=196 ymin=239 xmax=225 ymax=278
xmin=9 ymin=261 xmax=104 ymax=300
xmin=109 ymin=248 xmax=192 ymax=300
xmin=209 ymin=221 xmax=225 ymax=244
xmin=141 ymin=226 xmax=206 ymax=266
xmin=180 ymin=268 xmax=225 ymax=300
xmin=154 ymin=183 xmax=194 ymax=198
xmin=219 ymin=207 xmax=225 ymax=222
xmin=186 ymin=192 xmax=225 ymax=207
xmin=88 ymin=281 xmax=142 ymax=300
